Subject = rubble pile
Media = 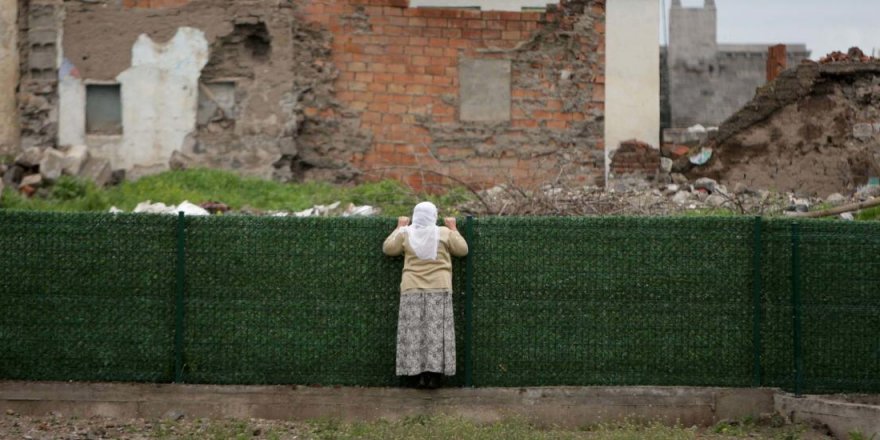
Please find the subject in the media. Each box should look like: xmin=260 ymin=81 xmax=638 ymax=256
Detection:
xmin=458 ymin=178 xmax=880 ymax=219
xmin=678 ymin=52 xmax=880 ymax=197
xmin=1 ymin=145 xmax=115 ymax=196
xmin=819 ymin=47 xmax=876 ymax=64
xmin=107 ymin=200 xmax=379 ymax=218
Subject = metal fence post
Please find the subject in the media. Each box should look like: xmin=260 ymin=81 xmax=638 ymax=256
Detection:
xmin=791 ymin=222 xmax=803 ymax=396
xmin=464 ymin=215 xmax=474 ymax=388
xmin=751 ymin=216 xmax=763 ymax=387
xmin=174 ymin=212 xmax=186 ymax=383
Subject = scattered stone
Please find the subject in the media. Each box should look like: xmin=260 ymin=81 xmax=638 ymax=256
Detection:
xmin=109 ymin=206 xmax=124 ymax=214
xmin=855 ymin=184 xmax=880 ymax=199
xmin=660 ymin=157 xmax=673 ymax=173
xmin=163 ymin=410 xmax=185 ymax=422
xmin=15 ymin=147 xmax=43 ymax=168
xmin=671 ymin=173 xmax=688 ymax=185
xmin=693 ymin=177 xmax=718 ymax=193
xmin=3 ymin=165 xmax=23 ymax=186
xmin=672 ymin=190 xmax=692 ymax=205
xmin=109 ymin=169 xmax=126 ymax=186
xmin=19 ymin=174 xmax=43 ymax=189
xmin=706 ymin=194 xmax=729 ymax=208
xmin=840 ymin=212 xmax=855 ymax=221
xmin=664 ymin=184 xmax=680 ymax=195
xmin=853 ymin=123 xmax=874 ymax=140
xmin=169 ymin=150 xmax=195 ymax=171
xmin=39 ymin=148 xmax=65 ymax=182
xmin=733 ymin=182 xmax=751 ymax=195
xmin=694 ymin=189 xmax=710 ymax=202
xmin=200 ymin=201 xmax=230 ymax=214
xmin=62 ymin=145 xmax=89 ymax=176
xmin=79 ymin=157 xmax=113 ymax=187
xmin=825 ymin=193 xmax=847 ymax=205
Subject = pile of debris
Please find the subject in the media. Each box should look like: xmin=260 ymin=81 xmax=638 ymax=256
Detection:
xmin=1 ymin=145 xmax=116 ymax=197
xmin=108 ymin=200 xmax=379 ymax=217
xmin=676 ymin=52 xmax=880 ymax=197
xmin=458 ymin=178 xmax=880 ymax=220
xmin=819 ymin=47 xmax=876 ymax=64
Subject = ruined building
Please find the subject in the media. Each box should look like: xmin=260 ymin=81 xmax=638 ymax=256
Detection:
xmin=0 ymin=0 xmax=665 ymax=191
xmin=664 ymin=0 xmax=810 ymax=129
xmin=687 ymin=57 xmax=880 ymax=197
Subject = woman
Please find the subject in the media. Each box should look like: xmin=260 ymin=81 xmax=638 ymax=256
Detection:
xmin=382 ymin=202 xmax=468 ymax=389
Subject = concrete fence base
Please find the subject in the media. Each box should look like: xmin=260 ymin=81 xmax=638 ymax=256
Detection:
xmin=776 ymin=393 xmax=880 ymax=439
xmin=0 ymin=382 xmax=777 ymax=428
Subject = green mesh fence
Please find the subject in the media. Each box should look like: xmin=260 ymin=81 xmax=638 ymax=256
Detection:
xmin=0 ymin=211 xmax=878 ymax=393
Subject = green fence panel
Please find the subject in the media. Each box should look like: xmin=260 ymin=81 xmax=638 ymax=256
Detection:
xmin=181 ymin=216 xmax=467 ymax=386
xmin=470 ymin=217 xmax=756 ymax=387
xmin=796 ymin=221 xmax=880 ymax=393
xmin=0 ymin=211 xmax=176 ymax=382
xmin=2 ymin=211 xmax=879 ymax=392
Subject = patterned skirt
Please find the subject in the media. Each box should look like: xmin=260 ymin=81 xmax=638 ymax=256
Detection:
xmin=396 ymin=289 xmax=456 ymax=376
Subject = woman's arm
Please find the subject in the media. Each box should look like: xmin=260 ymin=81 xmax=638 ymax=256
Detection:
xmin=382 ymin=216 xmax=409 ymax=256
xmin=444 ymin=217 xmax=469 ymax=257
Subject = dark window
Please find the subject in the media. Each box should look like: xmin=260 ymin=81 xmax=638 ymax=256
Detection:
xmin=86 ymin=84 xmax=122 ymax=135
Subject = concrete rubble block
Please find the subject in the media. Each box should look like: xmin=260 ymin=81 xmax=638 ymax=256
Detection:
xmin=19 ymin=173 xmax=42 ymax=189
xmin=693 ymin=177 xmax=718 ymax=193
xmin=705 ymin=194 xmax=729 ymax=208
xmin=78 ymin=157 xmax=112 ymax=187
xmin=39 ymin=148 xmax=65 ymax=182
xmin=3 ymin=165 xmax=23 ymax=187
xmin=169 ymin=150 xmax=195 ymax=171
xmin=61 ymin=145 xmax=89 ymax=176
xmin=660 ymin=157 xmax=673 ymax=173
xmin=672 ymin=190 xmax=692 ymax=205
xmin=853 ymin=123 xmax=874 ymax=140
xmin=825 ymin=193 xmax=847 ymax=205
xmin=15 ymin=147 xmax=43 ymax=168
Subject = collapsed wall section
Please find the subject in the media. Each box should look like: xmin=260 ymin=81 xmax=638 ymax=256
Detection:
xmin=23 ymin=0 xmax=605 ymax=189
xmin=300 ymin=0 xmax=606 ymax=190
xmin=689 ymin=61 xmax=880 ymax=197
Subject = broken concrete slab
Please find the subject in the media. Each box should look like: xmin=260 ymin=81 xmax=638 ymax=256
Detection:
xmin=19 ymin=173 xmax=42 ymax=188
xmin=78 ymin=157 xmax=112 ymax=187
xmin=39 ymin=148 xmax=65 ymax=182
xmin=62 ymin=144 xmax=89 ymax=176
xmin=15 ymin=147 xmax=43 ymax=168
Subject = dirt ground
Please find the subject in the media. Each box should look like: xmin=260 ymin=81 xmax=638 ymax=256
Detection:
xmin=0 ymin=410 xmax=837 ymax=440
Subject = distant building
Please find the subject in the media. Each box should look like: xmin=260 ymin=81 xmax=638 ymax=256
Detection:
xmin=663 ymin=0 xmax=810 ymax=129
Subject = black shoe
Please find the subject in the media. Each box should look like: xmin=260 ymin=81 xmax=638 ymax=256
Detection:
xmin=417 ymin=373 xmax=428 ymax=389
xmin=425 ymin=372 xmax=441 ymax=389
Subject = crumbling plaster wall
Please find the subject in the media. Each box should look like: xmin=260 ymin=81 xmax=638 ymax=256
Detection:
xmin=690 ymin=62 xmax=880 ymax=197
xmin=51 ymin=0 xmax=606 ymax=188
xmin=0 ymin=0 xmax=20 ymax=157
xmin=303 ymin=0 xmax=607 ymax=190
xmin=61 ymin=0 xmax=345 ymax=180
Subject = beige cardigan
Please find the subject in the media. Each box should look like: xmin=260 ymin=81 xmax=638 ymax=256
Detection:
xmin=382 ymin=226 xmax=468 ymax=292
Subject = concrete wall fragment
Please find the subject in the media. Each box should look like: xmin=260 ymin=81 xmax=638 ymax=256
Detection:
xmin=0 ymin=0 xmax=20 ymax=156
xmin=605 ymin=0 xmax=660 ymax=181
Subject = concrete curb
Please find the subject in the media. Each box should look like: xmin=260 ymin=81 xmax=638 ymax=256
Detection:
xmin=776 ymin=393 xmax=880 ymax=439
xmin=0 ymin=382 xmax=777 ymax=427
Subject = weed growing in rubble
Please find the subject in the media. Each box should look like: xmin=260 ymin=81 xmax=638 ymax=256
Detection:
xmin=0 ymin=169 xmax=473 ymax=216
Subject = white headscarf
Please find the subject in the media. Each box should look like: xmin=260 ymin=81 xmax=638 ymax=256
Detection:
xmin=405 ymin=202 xmax=439 ymax=260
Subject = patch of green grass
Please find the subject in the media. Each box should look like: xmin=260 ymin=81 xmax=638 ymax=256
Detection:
xmin=856 ymin=205 xmax=880 ymax=221
xmin=0 ymin=169 xmax=474 ymax=217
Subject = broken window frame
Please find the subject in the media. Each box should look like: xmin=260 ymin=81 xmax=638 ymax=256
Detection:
xmin=84 ymin=80 xmax=123 ymax=136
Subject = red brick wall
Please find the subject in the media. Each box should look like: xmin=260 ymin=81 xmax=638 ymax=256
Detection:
xmin=610 ymin=140 xmax=660 ymax=176
xmin=300 ymin=0 xmax=606 ymax=190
